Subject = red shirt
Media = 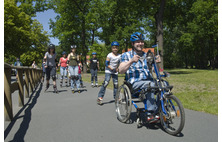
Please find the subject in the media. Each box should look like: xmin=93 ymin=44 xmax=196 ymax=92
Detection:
xmin=78 ymin=66 xmax=81 ymax=74
xmin=60 ymin=57 xmax=68 ymax=67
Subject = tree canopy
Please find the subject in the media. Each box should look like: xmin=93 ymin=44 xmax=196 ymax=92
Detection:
xmin=4 ymin=0 xmax=50 ymax=66
xmin=4 ymin=0 xmax=218 ymax=69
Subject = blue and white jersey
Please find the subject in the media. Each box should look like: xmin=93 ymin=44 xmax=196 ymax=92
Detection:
xmin=121 ymin=50 xmax=153 ymax=84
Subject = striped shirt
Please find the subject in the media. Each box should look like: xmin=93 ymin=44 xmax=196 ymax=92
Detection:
xmin=121 ymin=50 xmax=153 ymax=84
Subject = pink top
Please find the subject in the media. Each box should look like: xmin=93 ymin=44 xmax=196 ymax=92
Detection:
xmin=60 ymin=57 xmax=68 ymax=67
xmin=78 ymin=66 xmax=81 ymax=74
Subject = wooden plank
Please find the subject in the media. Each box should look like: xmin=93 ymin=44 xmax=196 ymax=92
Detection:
xmin=24 ymin=69 xmax=29 ymax=98
xmin=4 ymin=68 xmax=13 ymax=121
xmin=10 ymin=82 xmax=18 ymax=94
xmin=17 ymin=69 xmax=24 ymax=106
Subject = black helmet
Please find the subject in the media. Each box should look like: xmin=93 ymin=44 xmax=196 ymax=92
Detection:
xmin=49 ymin=44 xmax=55 ymax=49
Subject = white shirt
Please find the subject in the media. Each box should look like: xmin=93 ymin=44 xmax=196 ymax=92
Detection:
xmin=105 ymin=53 xmax=121 ymax=74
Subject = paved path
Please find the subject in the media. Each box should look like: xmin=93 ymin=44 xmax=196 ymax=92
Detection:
xmin=4 ymin=79 xmax=218 ymax=142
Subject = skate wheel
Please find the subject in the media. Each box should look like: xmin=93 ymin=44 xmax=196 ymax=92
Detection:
xmin=136 ymin=118 xmax=142 ymax=128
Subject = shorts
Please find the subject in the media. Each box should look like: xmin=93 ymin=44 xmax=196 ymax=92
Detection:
xmin=46 ymin=66 xmax=56 ymax=80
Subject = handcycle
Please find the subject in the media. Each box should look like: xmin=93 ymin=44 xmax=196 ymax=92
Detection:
xmin=115 ymin=50 xmax=185 ymax=136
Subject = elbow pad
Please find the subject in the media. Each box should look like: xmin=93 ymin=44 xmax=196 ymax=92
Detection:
xmin=105 ymin=60 xmax=110 ymax=67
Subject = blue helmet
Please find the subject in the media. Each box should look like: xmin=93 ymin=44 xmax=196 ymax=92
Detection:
xmin=92 ymin=52 xmax=97 ymax=55
xmin=111 ymin=41 xmax=119 ymax=47
xmin=130 ymin=32 xmax=145 ymax=42
xmin=62 ymin=51 xmax=66 ymax=55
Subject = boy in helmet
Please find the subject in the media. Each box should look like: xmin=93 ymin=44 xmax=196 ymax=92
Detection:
xmin=118 ymin=32 xmax=159 ymax=123
xmin=58 ymin=51 xmax=68 ymax=87
xmin=97 ymin=41 xmax=121 ymax=105
xmin=90 ymin=52 xmax=100 ymax=87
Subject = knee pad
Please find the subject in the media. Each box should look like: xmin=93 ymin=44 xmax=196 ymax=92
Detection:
xmin=71 ymin=75 xmax=75 ymax=80
xmin=114 ymin=83 xmax=118 ymax=89
xmin=52 ymin=75 xmax=56 ymax=81
xmin=103 ymin=81 xmax=109 ymax=88
xmin=75 ymin=75 xmax=79 ymax=80
xmin=46 ymin=76 xmax=50 ymax=80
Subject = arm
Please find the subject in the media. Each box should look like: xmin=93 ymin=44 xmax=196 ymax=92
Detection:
xmin=44 ymin=53 xmax=47 ymax=68
xmin=106 ymin=57 xmax=113 ymax=70
xmin=77 ymin=55 xmax=80 ymax=61
xmin=118 ymin=60 xmax=134 ymax=74
xmin=67 ymin=54 xmax=70 ymax=66
xmin=118 ymin=55 xmax=140 ymax=74
xmin=97 ymin=61 xmax=100 ymax=70
xmin=58 ymin=58 xmax=61 ymax=66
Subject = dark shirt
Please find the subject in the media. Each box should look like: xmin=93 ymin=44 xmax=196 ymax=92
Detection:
xmin=90 ymin=58 xmax=99 ymax=70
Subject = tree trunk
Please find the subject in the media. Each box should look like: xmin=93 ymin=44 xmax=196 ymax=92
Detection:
xmin=91 ymin=29 xmax=95 ymax=46
xmin=155 ymin=0 xmax=165 ymax=70
xmin=82 ymin=18 xmax=87 ymax=73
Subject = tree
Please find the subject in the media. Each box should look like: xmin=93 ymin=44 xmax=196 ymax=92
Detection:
xmin=4 ymin=0 xmax=50 ymax=66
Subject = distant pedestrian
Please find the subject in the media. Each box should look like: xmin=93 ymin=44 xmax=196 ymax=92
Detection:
xmin=78 ymin=62 xmax=84 ymax=88
xmin=89 ymin=52 xmax=100 ymax=87
xmin=41 ymin=59 xmax=46 ymax=83
xmin=44 ymin=44 xmax=58 ymax=93
xmin=58 ymin=51 xmax=68 ymax=87
xmin=14 ymin=57 xmax=23 ymax=80
xmin=32 ymin=60 xmax=37 ymax=68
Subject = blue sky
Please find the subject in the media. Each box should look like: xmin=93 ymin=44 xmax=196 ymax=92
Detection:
xmin=33 ymin=9 xmax=60 ymax=45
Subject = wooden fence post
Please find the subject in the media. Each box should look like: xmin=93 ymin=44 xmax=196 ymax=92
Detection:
xmin=4 ymin=66 xmax=13 ymax=121
xmin=24 ymin=68 xmax=29 ymax=98
xmin=17 ymin=68 xmax=24 ymax=107
xmin=29 ymin=69 xmax=34 ymax=92
xmin=32 ymin=69 xmax=36 ymax=88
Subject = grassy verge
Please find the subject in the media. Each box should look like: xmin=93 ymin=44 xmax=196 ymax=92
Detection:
xmin=82 ymin=69 xmax=218 ymax=115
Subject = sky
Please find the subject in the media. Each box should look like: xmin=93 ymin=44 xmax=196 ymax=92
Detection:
xmin=33 ymin=9 xmax=60 ymax=45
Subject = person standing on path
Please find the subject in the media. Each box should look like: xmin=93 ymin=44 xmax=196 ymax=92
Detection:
xmin=67 ymin=45 xmax=81 ymax=93
xmin=32 ymin=60 xmax=37 ymax=68
xmin=78 ymin=62 xmax=84 ymax=88
xmin=90 ymin=52 xmax=100 ymax=87
xmin=44 ymin=44 xmax=59 ymax=93
xmin=14 ymin=57 xmax=23 ymax=80
xmin=58 ymin=51 xmax=68 ymax=87
xmin=41 ymin=59 xmax=46 ymax=84
xmin=97 ymin=41 xmax=121 ymax=105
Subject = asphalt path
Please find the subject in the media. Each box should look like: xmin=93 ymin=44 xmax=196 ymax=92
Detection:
xmin=4 ymin=79 xmax=218 ymax=142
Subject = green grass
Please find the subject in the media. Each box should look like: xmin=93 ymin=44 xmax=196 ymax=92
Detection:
xmin=82 ymin=69 xmax=218 ymax=115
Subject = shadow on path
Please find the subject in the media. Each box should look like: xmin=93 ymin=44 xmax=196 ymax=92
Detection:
xmin=102 ymin=100 xmax=115 ymax=105
xmin=4 ymin=84 xmax=43 ymax=141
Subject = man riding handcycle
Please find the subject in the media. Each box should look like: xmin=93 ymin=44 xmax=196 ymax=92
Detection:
xmin=117 ymin=32 xmax=185 ymax=136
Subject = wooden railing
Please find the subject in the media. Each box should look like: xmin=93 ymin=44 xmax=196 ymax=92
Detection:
xmin=4 ymin=63 xmax=42 ymax=121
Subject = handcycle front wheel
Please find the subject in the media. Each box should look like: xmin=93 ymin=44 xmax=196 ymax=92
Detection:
xmin=115 ymin=84 xmax=132 ymax=123
xmin=160 ymin=94 xmax=185 ymax=136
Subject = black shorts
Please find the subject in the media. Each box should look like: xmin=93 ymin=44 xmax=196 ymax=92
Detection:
xmin=42 ymin=72 xmax=46 ymax=77
xmin=46 ymin=66 xmax=56 ymax=80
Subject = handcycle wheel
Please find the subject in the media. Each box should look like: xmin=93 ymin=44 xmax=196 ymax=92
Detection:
xmin=160 ymin=94 xmax=185 ymax=136
xmin=115 ymin=84 xmax=132 ymax=123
